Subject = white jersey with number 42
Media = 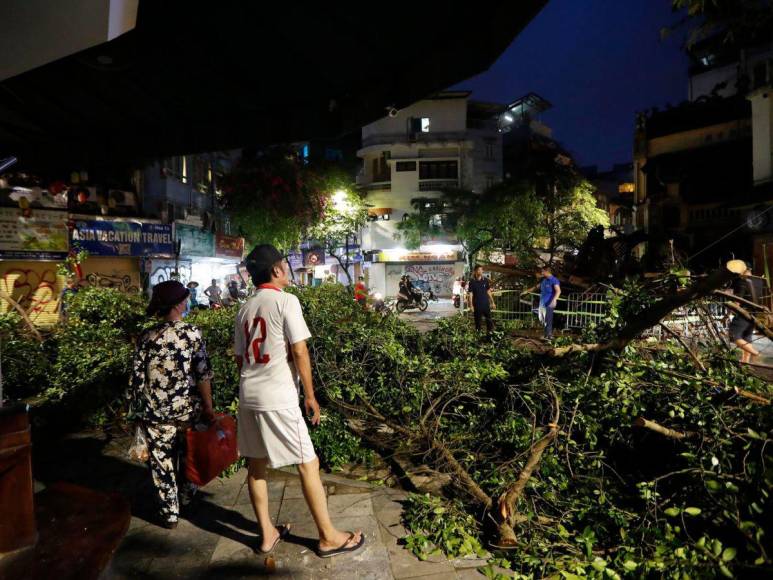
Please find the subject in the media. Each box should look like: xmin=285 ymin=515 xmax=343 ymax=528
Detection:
xmin=234 ymin=286 xmax=311 ymax=411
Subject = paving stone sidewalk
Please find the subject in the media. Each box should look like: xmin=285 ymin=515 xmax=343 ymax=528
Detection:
xmin=108 ymin=467 xmax=491 ymax=579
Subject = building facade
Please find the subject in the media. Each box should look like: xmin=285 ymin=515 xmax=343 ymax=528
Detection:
xmin=356 ymin=91 xmax=505 ymax=297
xmin=633 ymin=40 xmax=773 ymax=271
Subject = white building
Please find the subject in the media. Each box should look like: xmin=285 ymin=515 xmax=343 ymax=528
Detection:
xmin=356 ymin=91 xmax=506 ymax=298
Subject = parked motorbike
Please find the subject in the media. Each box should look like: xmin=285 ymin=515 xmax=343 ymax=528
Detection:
xmin=396 ymin=290 xmax=429 ymax=313
xmin=413 ymin=280 xmax=438 ymax=302
xmin=370 ymin=292 xmax=393 ymax=317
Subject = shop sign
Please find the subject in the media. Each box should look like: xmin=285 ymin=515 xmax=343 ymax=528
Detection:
xmin=377 ymin=249 xmax=458 ymax=262
xmin=0 ymin=207 xmax=69 ymax=260
xmin=69 ymin=219 xmax=175 ymax=257
xmin=215 ymin=234 xmax=244 ymax=258
xmin=177 ymin=224 xmax=214 ymax=257
xmin=303 ymin=248 xmax=325 ymax=267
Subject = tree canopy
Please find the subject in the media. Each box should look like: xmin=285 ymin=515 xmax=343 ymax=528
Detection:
xmin=398 ymin=145 xmax=608 ymax=269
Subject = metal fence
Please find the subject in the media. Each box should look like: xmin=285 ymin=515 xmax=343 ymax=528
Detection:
xmin=489 ymin=288 xmax=735 ymax=337
xmin=490 ymin=289 xmax=609 ymax=329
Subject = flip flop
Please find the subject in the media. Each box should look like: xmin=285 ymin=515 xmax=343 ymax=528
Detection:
xmin=316 ymin=531 xmax=365 ymax=558
xmin=256 ymin=524 xmax=291 ymax=554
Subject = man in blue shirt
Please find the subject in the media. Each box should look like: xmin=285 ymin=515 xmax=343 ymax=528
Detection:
xmin=526 ymin=266 xmax=561 ymax=339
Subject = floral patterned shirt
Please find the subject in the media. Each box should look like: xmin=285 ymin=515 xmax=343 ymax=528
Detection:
xmin=128 ymin=320 xmax=214 ymax=424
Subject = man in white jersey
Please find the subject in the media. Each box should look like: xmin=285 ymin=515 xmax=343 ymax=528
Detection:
xmin=235 ymin=244 xmax=364 ymax=558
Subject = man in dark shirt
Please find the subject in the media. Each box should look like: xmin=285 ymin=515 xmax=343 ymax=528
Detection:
xmin=728 ymin=264 xmax=763 ymax=363
xmin=467 ymin=265 xmax=496 ymax=333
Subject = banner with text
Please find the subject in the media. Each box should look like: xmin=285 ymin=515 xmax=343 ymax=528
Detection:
xmin=0 ymin=207 xmax=69 ymax=260
xmin=69 ymin=219 xmax=175 ymax=257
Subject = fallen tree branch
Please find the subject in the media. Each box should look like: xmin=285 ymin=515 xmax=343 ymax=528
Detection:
xmin=714 ymin=290 xmax=770 ymax=312
xmin=551 ymin=265 xmax=738 ymax=357
xmin=495 ymin=388 xmax=560 ymax=547
xmin=331 ymin=395 xmax=494 ymax=508
xmin=0 ymin=288 xmax=44 ymax=342
xmin=658 ymin=323 xmax=706 ymax=371
xmin=633 ymin=417 xmax=696 ymax=440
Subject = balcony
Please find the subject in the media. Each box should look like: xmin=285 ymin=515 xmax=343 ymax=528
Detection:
xmin=361 ymin=131 xmax=468 ymax=149
xmin=418 ymin=179 xmax=458 ymax=192
xmin=362 ymin=181 xmax=391 ymax=192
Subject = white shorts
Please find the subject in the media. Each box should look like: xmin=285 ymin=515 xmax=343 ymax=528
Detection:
xmin=237 ymin=406 xmax=317 ymax=468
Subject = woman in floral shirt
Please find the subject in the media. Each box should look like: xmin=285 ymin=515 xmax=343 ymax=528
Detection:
xmin=129 ymin=280 xmax=215 ymax=528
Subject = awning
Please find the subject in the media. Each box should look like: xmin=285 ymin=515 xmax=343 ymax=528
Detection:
xmin=0 ymin=1 xmax=548 ymax=170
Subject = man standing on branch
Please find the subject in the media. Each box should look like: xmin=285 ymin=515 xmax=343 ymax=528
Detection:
xmin=727 ymin=262 xmax=763 ymax=363
xmin=235 ymin=244 xmax=364 ymax=557
xmin=467 ymin=264 xmax=496 ymax=333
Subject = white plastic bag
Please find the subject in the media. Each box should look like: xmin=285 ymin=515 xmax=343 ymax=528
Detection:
xmin=128 ymin=425 xmax=149 ymax=463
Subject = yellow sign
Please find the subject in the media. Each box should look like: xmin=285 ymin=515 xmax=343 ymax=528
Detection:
xmin=378 ymin=250 xmax=458 ymax=262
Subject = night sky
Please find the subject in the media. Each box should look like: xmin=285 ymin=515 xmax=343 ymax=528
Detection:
xmin=454 ymin=0 xmax=690 ymax=170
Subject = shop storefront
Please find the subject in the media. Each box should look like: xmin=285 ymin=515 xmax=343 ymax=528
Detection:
xmin=368 ymin=249 xmax=464 ymax=298
xmin=0 ymin=207 xmax=69 ymax=327
xmin=69 ymin=216 xmax=175 ymax=295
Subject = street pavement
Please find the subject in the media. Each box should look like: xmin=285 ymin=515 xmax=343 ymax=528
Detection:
xmin=397 ymin=298 xmax=459 ymax=333
xmin=32 ymin=431 xmax=492 ymax=579
xmin=108 ymin=466 xmax=493 ymax=579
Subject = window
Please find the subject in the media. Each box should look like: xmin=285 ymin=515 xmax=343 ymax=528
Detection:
xmin=484 ymin=139 xmax=495 ymax=161
xmin=410 ymin=117 xmax=430 ymax=133
xmin=395 ymin=161 xmax=416 ymax=172
xmin=181 ymin=156 xmax=188 ymax=184
xmin=419 ymin=160 xmax=458 ymax=180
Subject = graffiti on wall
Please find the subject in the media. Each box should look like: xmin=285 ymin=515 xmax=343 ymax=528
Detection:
xmin=84 ymin=272 xmax=140 ymax=294
xmin=0 ymin=264 xmax=63 ymax=327
xmin=80 ymin=258 xmax=141 ymax=296
xmin=149 ymin=260 xmax=192 ymax=289
xmin=404 ymin=264 xmax=456 ymax=296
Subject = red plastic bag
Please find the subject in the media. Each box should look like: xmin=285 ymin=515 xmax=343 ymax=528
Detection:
xmin=185 ymin=413 xmax=238 ymax=486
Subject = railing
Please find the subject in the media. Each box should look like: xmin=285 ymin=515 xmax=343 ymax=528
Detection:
xmin=490 ymin=290 xmax=608 ymax=330
xmin=418 ymin=180 xmax=458 ymax=192
xmin=361 ymin=131 xmax=468 ymax=148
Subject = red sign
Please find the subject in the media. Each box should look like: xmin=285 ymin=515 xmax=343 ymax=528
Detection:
xmin=215 ymin=234 xmax=244 ymax=258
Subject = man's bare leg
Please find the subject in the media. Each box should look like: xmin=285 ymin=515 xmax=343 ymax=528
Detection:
xmin=735 ymin=339 xmax=760 ymax=364
xmin=297 ymin=457 xmax=362 ymax=551
xmin=247 ymin=457 xmax=281 ymax=552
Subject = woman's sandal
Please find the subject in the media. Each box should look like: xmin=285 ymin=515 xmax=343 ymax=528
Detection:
xmin=256 ymin=524 xmax=291 ymax=554
xmin=316 ymin=531 xmax=365 ymax=558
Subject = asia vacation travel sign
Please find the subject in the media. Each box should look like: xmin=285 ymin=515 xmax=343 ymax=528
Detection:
xmin=177 ymin=223 xmax=215 ymax=257
xmin=69 ymin=219 xmax=175 ymax=257
xmin=0 ymin=207 xmax=69 ymax=260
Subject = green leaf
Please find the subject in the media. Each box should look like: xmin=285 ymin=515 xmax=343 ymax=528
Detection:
xmin=706 ymin=480 xmax=721 ymax=491
xmin=713 ymin=539 xmax=723 ymax=557
xmin=684 ymin=507 xmax=702 ymax=516
xmin=664 ymin=507 xmax=681 ymax=517
xmin=722 ymin=547 xmax=737 ymax=562
xmin=622 ymin=560 xmax=638 ymax=571
xmin=718 ymin=563 xmax=733 ymax=578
